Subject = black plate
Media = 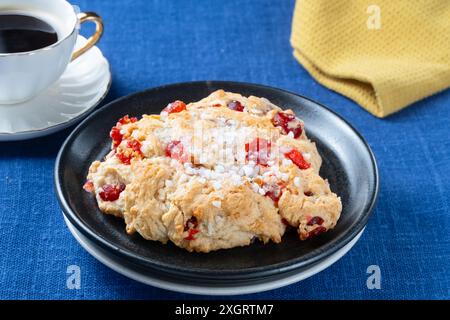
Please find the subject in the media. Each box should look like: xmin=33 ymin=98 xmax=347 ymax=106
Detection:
xmin=55 ymin=81 xmax=379 ymax=281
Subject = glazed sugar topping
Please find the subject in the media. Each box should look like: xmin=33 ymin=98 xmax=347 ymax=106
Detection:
xmin=103 ymin=92 xmax=313 ymax=205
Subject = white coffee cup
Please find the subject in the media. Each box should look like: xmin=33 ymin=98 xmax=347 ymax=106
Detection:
xmin=0 ymin=0 xmax=103 ymax=104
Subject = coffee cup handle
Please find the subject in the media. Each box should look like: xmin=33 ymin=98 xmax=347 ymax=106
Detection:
xmin=71 ymin=12 xmax=104 ymax=61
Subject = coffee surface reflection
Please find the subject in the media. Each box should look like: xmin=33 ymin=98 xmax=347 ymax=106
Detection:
xmin=0 ymin=14 xmax=58 ymax=54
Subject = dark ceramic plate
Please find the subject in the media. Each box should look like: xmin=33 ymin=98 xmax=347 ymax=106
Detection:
xmin=55 ymin=81 xmax=379 ymax=281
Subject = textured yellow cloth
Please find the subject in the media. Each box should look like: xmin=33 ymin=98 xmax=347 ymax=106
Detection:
xmin=291 ymin=0 xmax=450 ymax=117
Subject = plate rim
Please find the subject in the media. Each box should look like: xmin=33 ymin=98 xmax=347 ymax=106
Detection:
xmin=54 ymin=80 xmax=379 ymax=278
xmin=64 ymin=214 xmax=366 ymax=295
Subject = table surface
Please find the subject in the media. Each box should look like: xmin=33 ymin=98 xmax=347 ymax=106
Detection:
xmin=1 ymin=0 xmax=449 ymax=300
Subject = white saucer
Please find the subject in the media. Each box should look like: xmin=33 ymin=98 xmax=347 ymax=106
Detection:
xmin=0 ymin=36 xmax=111 ymax=141
xmin=64 ymin=215 xmax=364 ymax=296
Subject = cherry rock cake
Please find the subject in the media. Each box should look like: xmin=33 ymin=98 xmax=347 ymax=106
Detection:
xmin=84 ymin=90 xmax=342 ymax=252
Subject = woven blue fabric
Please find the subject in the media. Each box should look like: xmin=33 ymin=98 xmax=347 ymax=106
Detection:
xmin=0 ymin=0 xmax=449 ymax=300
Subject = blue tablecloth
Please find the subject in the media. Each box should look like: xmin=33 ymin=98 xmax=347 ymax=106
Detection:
xmin=1 ymin=0 xmax=449 ymax=300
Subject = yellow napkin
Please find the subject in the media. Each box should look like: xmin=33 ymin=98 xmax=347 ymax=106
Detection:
xmin=290 ymin=0 xmax=450 ymax=117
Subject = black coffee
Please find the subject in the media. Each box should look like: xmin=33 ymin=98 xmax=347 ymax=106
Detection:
xmin=0 ymin=14 xmax=58 ymax=54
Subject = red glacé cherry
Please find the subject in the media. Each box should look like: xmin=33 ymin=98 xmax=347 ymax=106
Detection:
xmin=272 ymin=112 xmax=302 ymax=138
xmin=165 ymin=140 xmax=189 ymax=162
xmin=163 ymin=100 xmax=187 ymax=114
xmin=307 ymin=216 xmax=324 ymax=226
xmin=245 ymin=138 xmax=271 ymax=166
xmin=307 ymin=226 xmax=327 ymax=238
xmin=227 ymin=100 xmax=244 ymax=112
xmin=264 ymin=182 xmax=284 ymax=204
xmin=116 ymin=139 xmax=143 ymax=165
xmin=110 ymin=126 xmax=122 ymax=139
xmin=118 ymin=115 xmax=137 ymax=125
xmin=184 ymin=216 xmax=200 ymax=240
xmin=165 ymin=140 xmax=181 ymax=157
xmin=265 ymin=188 xmax=282 ymax=203
xmin=285 ymin=149 xmax=310 ymax=170
xmin=110 ymin=126 xmax=123 ymax=148
xmin=116 ymin=152 xmax=132 ymax=165
xmin=127 ymin=139 xmax=143 ymax=155
xmin=99 ymin=183 xmax=125 ymax=201
xmin=184 ymin=216 xmax=198 ymax=231
xmin=184 ymin=229 xmax=200 ymax=241
xmin=110 ymin=115 xmax=137 ymax=148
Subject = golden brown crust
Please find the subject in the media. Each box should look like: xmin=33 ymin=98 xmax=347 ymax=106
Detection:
xmin=85 ymin=90 xmax=342 ymax=252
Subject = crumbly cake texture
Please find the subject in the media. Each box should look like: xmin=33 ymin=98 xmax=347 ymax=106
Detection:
xmin=84 ymin=90 xmax=342 ymax=252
